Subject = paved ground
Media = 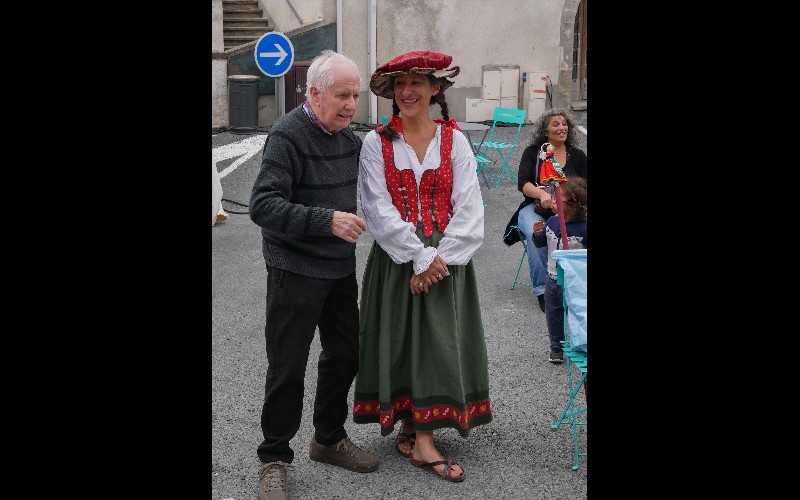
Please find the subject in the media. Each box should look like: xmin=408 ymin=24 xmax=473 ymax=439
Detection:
xmin=212 ymin=119 xmax=588 ymax=500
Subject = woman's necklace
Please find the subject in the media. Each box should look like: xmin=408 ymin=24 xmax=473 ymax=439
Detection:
xmin=551 ymin=144 xmax=567 ymax=164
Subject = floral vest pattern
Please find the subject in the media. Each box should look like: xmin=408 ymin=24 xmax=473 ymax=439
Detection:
xmin=379 ymin=123 xmax=454 ymax=236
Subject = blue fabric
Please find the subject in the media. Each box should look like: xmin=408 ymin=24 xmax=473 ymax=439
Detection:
xmin=516 ymin=203 xmax=549 ymax=296
xmin=553 ymin=249 xmax=587 ymax=352
xmin=544 ymin=276 xmax=565 ymax=352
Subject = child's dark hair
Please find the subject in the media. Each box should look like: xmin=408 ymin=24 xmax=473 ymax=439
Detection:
xmin=561 ymin=176 xmax=587 ymax=220
xmin=378 ymin=74 xmax=449 ymax=139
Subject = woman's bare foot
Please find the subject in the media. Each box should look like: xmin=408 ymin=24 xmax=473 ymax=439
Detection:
xmin=410 ymin=430 xmax=464 ymax=479
xmin=395 ymin=419 xmax=415 ymax=456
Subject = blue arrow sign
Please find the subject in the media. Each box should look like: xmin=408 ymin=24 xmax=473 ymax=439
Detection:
xmin=254 ymin=32 xmax=294 ymax=78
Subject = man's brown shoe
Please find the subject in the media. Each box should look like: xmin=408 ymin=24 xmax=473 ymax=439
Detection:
xmin=309 ymin=436 xmax=378 ymax=472
xmin=258 ymin=461 xmax=291 ymax=500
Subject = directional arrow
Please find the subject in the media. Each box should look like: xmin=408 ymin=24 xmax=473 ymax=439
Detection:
xmin=254 ymin=32 xmax=294 ymax=77
xmin=259 ymin=44 xmax=288 ymax=66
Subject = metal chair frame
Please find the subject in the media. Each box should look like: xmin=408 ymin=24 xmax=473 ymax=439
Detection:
xmin=472 ymin=107 xmax=527 ymax=187
xmin=475 ymin=154 xmax=496 ymax=190
xmin=550 ymin=261 xmax=587 ymax=470
xmin=509 ymin=226 xmax=532 ymax=290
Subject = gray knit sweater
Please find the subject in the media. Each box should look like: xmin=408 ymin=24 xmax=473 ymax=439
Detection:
xmin=249 ymin=106 xmax=362 ymax=279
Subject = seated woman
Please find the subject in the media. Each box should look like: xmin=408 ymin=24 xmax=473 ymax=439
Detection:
xmin=511 ymin=108 xmax=586 ymax=313
xmin=532 ymin=176 xmax=587 ymax=363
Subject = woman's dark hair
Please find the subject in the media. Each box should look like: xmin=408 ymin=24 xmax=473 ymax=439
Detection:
xmin=378 ymin=74 xmax=449 ymax=139
xmin=527 ymin=107 xmax=583 ymax=150
xmin=561 ymin=176 xmax=587 ymax=220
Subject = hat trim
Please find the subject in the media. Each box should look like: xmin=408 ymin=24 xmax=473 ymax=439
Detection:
xmin=369 ymin=66 xmax=460 ymax=99
xmin=376 ymin=66 xmax=459 ymax=79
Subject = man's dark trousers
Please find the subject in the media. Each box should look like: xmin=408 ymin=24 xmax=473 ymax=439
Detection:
xmin=257 ymin=265 xmax=360 ymax=464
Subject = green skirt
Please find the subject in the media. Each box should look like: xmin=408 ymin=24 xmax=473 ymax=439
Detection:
xmin=353 ymin=227 xmax=492 ymax=437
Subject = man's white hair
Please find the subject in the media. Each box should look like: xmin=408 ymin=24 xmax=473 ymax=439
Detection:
xmin=305 ymin=49 xmax=361 ymax=101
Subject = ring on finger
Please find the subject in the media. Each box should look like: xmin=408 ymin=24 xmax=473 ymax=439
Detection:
xmin=418 ymin=281 xmax=423 ymax=287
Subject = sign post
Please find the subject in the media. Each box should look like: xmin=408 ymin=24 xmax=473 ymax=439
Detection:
xmin=254 ymin=32 xmax=295 ymax=116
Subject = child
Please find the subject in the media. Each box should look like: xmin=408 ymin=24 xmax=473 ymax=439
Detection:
xmin=532 ymin=177 xmax=587 ymax=363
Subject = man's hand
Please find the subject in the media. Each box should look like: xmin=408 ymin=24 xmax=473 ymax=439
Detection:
xmin=331 ymin=211 xmax=367 ymax=243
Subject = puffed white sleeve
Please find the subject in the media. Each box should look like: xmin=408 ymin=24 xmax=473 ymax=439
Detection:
xmin=358 ymin=131 xmax=432 ymax=265
xmin=434 ymin=129 xmax=485 ymax=265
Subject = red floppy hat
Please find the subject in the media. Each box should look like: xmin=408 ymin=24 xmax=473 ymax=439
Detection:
xmin=369 ymin=50 xmax=460 ymax=99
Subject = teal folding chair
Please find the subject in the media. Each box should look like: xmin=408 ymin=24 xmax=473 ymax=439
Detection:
xmin=551 ymin=338 xmax=587 ymax=470
xmin=472 ymin=107 xmax=527 ymax=187
xmin=550 ymin=251 xmax=587 ymax=471
xmin=509 ymin=225 xmax=532 ymax=290
xmin=475 ymin=154 xmax=495 ymax=189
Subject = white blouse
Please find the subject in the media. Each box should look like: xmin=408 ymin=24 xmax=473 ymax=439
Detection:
xmin=358 ymin=124 xmax=485 ymax=274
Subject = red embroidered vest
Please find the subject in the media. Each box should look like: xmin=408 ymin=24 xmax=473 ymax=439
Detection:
xmin=380 ymin=124 xmax=454 ymax=236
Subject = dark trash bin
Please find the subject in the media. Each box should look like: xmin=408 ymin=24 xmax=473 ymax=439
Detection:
xmin=228 ymin=75 xmax=260 ymax=134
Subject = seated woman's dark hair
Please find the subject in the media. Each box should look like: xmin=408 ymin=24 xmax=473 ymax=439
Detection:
xmin=527 ymin=108 xmax=582 ymax=150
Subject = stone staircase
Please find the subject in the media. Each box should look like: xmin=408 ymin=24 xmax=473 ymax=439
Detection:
xmin=223 ymin=0 xmax=273 ymax=51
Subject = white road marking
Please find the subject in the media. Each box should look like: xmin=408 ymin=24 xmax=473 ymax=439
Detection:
xmin=213 ymin=135 xmax=267 ymax=179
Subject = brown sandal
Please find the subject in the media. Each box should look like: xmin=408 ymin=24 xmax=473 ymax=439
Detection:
xmin=409 ymin=457 xmax=465 ymax=482
xmin=394 ymin=432 xmax=416 ymax=458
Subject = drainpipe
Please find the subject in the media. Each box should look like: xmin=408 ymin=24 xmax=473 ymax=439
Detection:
xmin=369 ymin=0 xmax=377 ymax=124
xmin=337 ymin=0 xmax=342 ymax=53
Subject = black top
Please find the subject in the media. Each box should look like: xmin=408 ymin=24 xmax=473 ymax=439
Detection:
xmin=516 ymin=143 xmax=588 ymax=210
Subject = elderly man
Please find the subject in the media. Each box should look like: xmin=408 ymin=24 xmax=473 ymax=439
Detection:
xmin=249 ymin=49 xmax=377 ymax=500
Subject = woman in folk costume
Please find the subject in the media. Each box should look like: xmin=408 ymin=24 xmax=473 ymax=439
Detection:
xmin=352 ymin=51 xmax=491 ymax=483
